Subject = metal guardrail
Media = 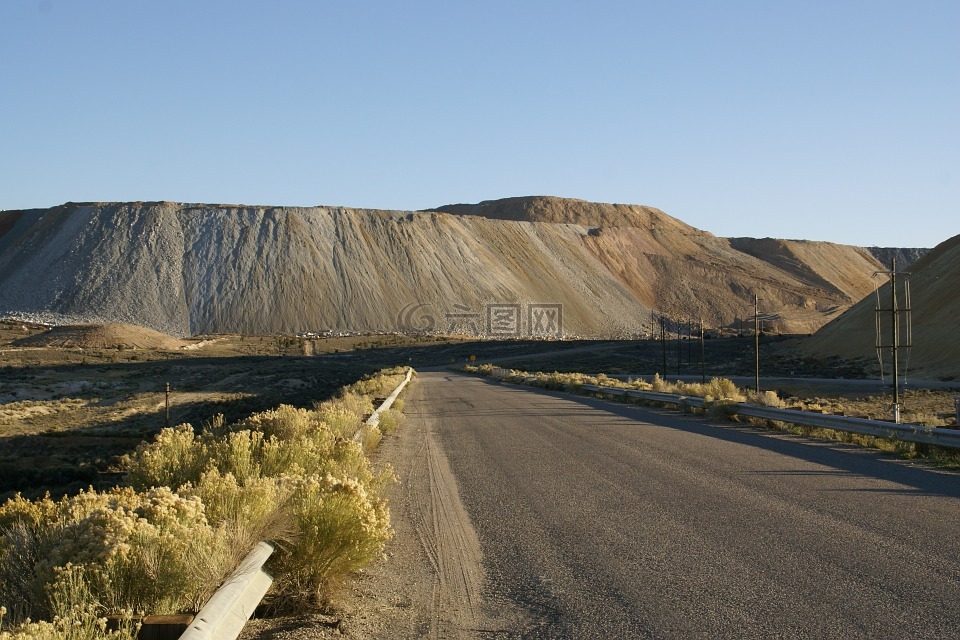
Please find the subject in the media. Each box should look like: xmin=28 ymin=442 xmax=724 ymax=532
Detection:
xmin=179 ymin=541 xmax=275 ymax=640
xmin=584 ymin=383 xmax=960 ymax=449
xmin=353 ymin=367 xmax=414 ymax=441
xmin=491 ymin=371 xmax=960 ymax=450
xmin=732 ymin=403 xmax=960 ymax=449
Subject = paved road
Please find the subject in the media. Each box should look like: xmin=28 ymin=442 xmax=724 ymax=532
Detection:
xmin=415 ymin=371 xmax=960 ymax=638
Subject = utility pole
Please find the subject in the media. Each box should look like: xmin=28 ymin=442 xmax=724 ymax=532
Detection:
xmin=700 ymin=317 xmax=705 ymax=384
xmin=875 ymin=258 xmax=911 ymax=423
xmin=754 ymin=295 xmax=761 ymax=394
xmin=676 ymin=318 xmax=681 ymax=376
xmin=660 ymin=313 xmax=667 ymax=377
xmin=891 ymin=260 xmax=900 ymax=422
xmin=165 ymin=382 xmax=170 ymax=427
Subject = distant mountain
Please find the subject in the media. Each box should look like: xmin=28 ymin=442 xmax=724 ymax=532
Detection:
xmin=0 ymin=198 xmax=888 ymax=338
xmin=800 ymin=233 xmax=960 ymax=380
xmin=866 ymin=247 xmax=929 ymax=271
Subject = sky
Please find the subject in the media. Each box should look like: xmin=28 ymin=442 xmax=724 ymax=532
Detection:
xmin=1 ymin=1 xmax=957 ymax=248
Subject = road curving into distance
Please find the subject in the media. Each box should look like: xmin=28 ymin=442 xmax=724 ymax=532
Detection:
xmin=410 ymin=370 xmax=960 ymax=638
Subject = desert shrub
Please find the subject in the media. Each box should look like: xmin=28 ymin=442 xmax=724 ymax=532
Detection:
xmin=705 ymin=377 xmax=745 ymax=402
xmin=233 ymin=405 xmax=317 ymax=441
xmin=746 ymin=390 xmax=783 ymax=408
xmin=0 ymin=521 xmax=45 ymax=623
xmin=178 ymin=470 xmax=291 ymax=552
xmin=0 ymin=367 xmax=412 ymax=627
xmin=318 ymin=392 xmax=371 ymax=426
xmin=312 ymin=405 xmax=361 ymax=439
xmin=346 ymin=368 xmax=406 ymax=402
xmin=272 ymin=474 xmax=392 ymax=607
xmin=357 ymin=425 xmax=382 ymax=453
xmin=377 ymin=409 xmax=404 ymax=435
xmin=0 ymin=603 xmax=139 ymax=640
xmin=651 ymin=373 xmax=669 ymax=393
xmin=122 ymin=426 xmax=206 ymax=490
xmin=0 ymin=487 xmax=231 ymax=623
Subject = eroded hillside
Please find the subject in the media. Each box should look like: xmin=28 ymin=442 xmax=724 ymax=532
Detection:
xmin=800 ymin=233 xmax=960 ymax=379
xmin=0 ymin=198 xmax=886 ymax=337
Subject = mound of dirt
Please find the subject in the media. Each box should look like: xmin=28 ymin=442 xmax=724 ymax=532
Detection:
xmin=800 ymin=233 xmax=960 ymax=380
xmin=430 ymin=195 xmax=700 ymax=231
xmin=0 ymin=199 xmax=923 ymax=338
xmin=13 ymin=323 xmax=190 ymax=350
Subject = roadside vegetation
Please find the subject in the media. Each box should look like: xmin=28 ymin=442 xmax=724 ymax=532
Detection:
xmin=464 ymin=364 xmax=960 ymax=468
xmin=0 ymin=367 xmax=411 ymax=639
xmin=465 ymin=365 xmax=781 ymax=405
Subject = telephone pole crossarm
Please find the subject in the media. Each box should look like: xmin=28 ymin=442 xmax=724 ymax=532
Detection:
xmin=874 ymin=258 xmax=913 ymax=424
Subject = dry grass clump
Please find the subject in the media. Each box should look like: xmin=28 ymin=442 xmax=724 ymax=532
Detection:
xmin=0 ymin=368 xmax=410 ymax=633
xmin=0 ymin=603 xmax=138 ymax=640
xmin=468 ymin=365 xmax=759 ymax=407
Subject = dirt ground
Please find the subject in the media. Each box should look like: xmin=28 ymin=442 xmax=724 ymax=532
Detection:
xmin=0 ymin=321 xmax=466 ymax=500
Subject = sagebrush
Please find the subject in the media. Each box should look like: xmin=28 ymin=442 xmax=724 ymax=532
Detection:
xmin=0 ymin=368 xmax=412 ymax=634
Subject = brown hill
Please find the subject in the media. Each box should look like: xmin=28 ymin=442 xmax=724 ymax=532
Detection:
xmin=13 ymin=323 xmax=189 ymax=350
xmin=431 ymin=196 xmax=700 ymax=232
xmin=800 ymin=233 xmax=960 ymax=380
xmin=0 ymin=198 xmax=887 ymax=338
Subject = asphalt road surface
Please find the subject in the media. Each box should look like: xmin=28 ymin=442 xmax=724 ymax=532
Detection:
xmin=410 ymin=371 xmax=960 ymax=639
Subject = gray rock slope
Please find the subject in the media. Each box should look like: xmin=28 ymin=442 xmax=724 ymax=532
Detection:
xmin=0 ymin=200 xmax=888 ymax=338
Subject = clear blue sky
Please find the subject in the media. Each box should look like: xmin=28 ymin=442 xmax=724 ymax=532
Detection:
xmin=1 ymin=1 xmax=957 ymax=247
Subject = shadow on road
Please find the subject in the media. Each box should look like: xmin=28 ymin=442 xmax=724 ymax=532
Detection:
xmin=476 ymin=376 xmax=960 ymax=499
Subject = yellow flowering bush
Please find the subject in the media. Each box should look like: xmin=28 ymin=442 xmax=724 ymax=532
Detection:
xmin=274 ymin=473 xmax=392 ymax=606
xmin=0 ymin=368 xmax=410 ymax=628
xmin=232 ymin=405 xmax=317 ymax=441
xmin=121 ymin=426 xmax=205 ymax=490
xmin=178 ymin=470 xmax=292 ymax=553
xmin=0 ymin=487 xmax=231 ymax=621
xmin=0 ymin=602 xmax=138 ymax=640
xmin=311 ymin=405 xmax=361 ymax=439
